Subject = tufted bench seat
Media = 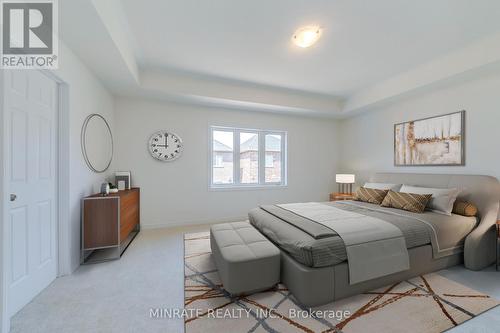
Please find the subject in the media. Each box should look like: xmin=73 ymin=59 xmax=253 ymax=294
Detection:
xmin=210 ymin=221 xmax=280 ymax=295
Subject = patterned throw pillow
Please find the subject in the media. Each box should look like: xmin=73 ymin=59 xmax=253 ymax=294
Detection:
xmin=354 ymin=187 xmax=389 ymax=205
xmin=380 ymin=190 xmax=432 ymax=213
xmin=452 ymin=201 xmax=478 ymax=217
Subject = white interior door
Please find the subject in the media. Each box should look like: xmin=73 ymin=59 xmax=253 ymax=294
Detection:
xmin=3 ymin=69 xmax=58 ymax=317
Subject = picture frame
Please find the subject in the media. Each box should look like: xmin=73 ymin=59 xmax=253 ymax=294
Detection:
xmin=115 ymin=171 xmax=131 ymax=190
xmin=394 ymin=111 xmax=465 ymax=166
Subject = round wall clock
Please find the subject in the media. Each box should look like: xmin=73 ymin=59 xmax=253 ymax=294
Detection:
xmin=148 ymin=131 xmax=183 ymax=161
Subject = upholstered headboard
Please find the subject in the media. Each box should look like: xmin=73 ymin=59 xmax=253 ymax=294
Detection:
xmin=370 ymin=173 xmax=500 ymax=270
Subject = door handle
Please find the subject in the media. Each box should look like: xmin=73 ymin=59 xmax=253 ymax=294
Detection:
xmin=10 ymin=194 xmax=17 ymax=202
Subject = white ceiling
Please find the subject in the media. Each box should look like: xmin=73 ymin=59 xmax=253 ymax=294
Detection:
xmin=121 ymin=0 xmax=500 ymax=96
xmin=58 ymin=0 xmax=500 ymax=117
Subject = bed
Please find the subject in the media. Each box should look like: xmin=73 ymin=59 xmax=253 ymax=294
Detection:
xmin=248 ymin=173 xmax=500 ymax=307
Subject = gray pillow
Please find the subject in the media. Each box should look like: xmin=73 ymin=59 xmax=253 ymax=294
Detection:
xmin=399 ymin=185 xmax=461 ymax=216
xmin=364 ymin=182 xmax=402 ymax=191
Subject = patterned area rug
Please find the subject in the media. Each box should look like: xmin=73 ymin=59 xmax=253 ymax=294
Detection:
xmin=184 ymin=231 xmax=499 ymax=333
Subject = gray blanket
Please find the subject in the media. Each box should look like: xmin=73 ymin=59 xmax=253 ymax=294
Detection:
xmin=249 ymin=201 xmax=477 ymax=268
xmin=277 ymin=202 xmax=410 ymax=284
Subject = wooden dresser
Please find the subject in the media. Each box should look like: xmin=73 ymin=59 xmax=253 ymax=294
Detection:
xmin=81 ymin=188 xmax=140 ymax=263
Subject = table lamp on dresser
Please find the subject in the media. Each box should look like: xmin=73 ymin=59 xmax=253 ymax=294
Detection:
xmin=336 ymin=174 xmax=355 ymax=194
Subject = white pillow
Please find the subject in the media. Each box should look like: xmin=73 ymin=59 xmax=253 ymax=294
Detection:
xmin=399 ymin=185 xmax=461 ymax=215
xmin=364 ymin=182 xmax=402 ymax=191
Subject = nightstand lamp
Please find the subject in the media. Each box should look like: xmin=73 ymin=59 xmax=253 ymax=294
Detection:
xmin=336 ymin=174 xmax=355 ymax=194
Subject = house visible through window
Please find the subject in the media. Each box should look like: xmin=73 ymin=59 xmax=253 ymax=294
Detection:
xmin=265 ymin=154 xmax=274 ymax=168
xmin=212 ymin=130 xmax=233 ymax=184
xmin=210 ymin=126 xmax=287 ymax=188
xmin=213 ymin=154 xmax=224 ymax=167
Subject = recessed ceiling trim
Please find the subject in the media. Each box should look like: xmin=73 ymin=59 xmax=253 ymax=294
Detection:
xmin=344 ymin=31 xmax=500 ymax=113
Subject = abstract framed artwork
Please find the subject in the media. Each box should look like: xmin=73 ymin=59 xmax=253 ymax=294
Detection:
xmin=394 ymin=111 xmax=465 ymax=166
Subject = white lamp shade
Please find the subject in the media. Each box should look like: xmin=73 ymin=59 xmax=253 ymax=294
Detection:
xmin=336 ymin=174 xmax=355 ymax=184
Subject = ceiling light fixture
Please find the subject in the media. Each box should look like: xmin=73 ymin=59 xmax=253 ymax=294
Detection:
xmin=292 ymin=26 xmax=322 ymax=48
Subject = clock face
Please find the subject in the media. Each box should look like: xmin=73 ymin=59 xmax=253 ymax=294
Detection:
xmin=148 ymin=131 xmax=183 ymax=162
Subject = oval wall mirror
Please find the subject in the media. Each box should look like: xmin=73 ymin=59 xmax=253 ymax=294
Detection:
xmin=81 ymin=114 xmax=113 ymax=173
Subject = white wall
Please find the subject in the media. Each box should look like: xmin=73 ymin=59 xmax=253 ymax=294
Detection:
xmin=114 ymin=98 xmax=339 ymax=228
xmin=0 ymin=70 xmax=6 ymax=333
xmin=54 ymin=42 xmax=115 ymax=273
xmin=339 ymin=71 xmax=500 ymax=185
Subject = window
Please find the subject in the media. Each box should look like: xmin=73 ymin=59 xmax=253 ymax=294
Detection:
xmin=265 ymin=154 xmax=274 ymax=168
xmin=212 ymin=130 xmax=233 ymax=184
xmin=210 ymin=126 xmax=287 ymax=188
xmin=265 ymin=134 xmax=282 ymax=183
xmin=239 ymin=132 xmax=259 ymax=184
xmin=213 ymin=154 xmax=224 ymax=168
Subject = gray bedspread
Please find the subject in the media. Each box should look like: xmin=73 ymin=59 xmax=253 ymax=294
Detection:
xmin=248 ymin=201 xmax=477 ymax=268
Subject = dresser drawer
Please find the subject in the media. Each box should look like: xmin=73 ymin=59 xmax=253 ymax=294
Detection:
xmin=82 ymin=188 xmax=140 ymax=256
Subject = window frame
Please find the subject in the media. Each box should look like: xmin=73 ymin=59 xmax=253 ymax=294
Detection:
xmin=209 ymin=126 xmax=287 ymax=190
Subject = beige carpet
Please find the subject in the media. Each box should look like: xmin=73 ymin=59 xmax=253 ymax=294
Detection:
xmin=184 ymin=231 xmax=499 ymax=333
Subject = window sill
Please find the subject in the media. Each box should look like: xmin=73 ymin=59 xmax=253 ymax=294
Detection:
xmin=208 ymin=184 xmax=288 ymax=191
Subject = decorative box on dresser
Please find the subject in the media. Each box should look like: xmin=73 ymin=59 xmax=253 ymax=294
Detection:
xmin=81 ymin=188 xmax=140 ymax=263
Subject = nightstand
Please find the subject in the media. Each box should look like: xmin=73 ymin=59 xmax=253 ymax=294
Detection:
xmin=496 ymin=221 xmax=500 ymax=271
xmin=330 ymin=192 xmax=355 ymax=201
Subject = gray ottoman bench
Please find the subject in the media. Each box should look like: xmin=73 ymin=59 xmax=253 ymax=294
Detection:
xmin=210 ymin=221 xmax=280 ymax=295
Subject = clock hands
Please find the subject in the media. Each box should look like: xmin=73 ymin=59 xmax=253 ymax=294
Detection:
xmin=154 ymin=133 xmax=170 ymax=148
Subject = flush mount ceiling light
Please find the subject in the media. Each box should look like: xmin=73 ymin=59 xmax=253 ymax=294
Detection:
xmin=292 ymin=26 xmax=322 ymax=48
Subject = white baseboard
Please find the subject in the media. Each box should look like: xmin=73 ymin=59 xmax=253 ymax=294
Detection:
xmin=140 ymin=216 xmax=248 ymax=230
